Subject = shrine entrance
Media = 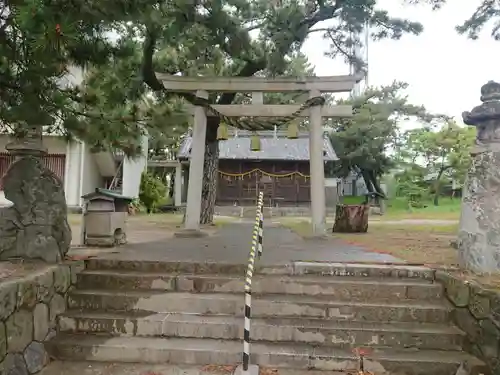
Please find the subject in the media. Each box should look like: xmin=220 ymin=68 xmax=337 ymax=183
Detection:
xmin=157 ymin=74 xmax=360 ymax=236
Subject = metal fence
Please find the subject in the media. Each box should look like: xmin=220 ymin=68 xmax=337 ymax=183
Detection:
xmin=242 ymin=191 xmax=264 ymax=375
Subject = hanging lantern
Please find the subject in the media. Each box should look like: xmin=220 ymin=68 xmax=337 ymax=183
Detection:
xmin=287 ymin=121 xmax=299 ymax=139
xmin=250 ymin=132 xmax=261 ymax=151
xmin=217 ymin=122 xmax=229 ymax=140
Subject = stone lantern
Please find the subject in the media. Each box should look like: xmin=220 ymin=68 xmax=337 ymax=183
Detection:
xmin=458 ymin=80 xmax=500 ymax=273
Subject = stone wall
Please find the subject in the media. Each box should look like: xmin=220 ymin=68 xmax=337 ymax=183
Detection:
xmin=437 ymin=270 xmax=500 ymax=374
xmin=0 ymin=262 xmax=82 ymax=374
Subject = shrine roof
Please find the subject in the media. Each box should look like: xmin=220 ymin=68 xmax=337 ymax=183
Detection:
xmin=177 ymin=130 xmax=338 ymax=161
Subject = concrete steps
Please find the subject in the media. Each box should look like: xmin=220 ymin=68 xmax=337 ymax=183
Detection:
xmin=45 ymin=334 xmax=484 ymax=375
xmin=58 ymin=311 xmax=465 ymax=351
xmin=76 ymin=270 xmax=443 ymax=301
xmin=44 ymin=260 xmax=487 ymax=374
xmin=67 ymin=290 xmax=451 ymax=323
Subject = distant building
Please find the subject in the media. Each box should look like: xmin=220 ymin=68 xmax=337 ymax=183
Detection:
xmin=177 ymin=130 xmax=340 ymax=207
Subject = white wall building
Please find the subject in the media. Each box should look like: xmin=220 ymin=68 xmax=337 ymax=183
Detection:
xmin=0 ymin=134 xmax=148 ymax=209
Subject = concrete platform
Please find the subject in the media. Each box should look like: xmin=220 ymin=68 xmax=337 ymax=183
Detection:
xmin=76 ymin=223 xmax=401 ymax=265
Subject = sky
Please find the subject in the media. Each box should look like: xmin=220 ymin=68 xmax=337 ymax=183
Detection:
xmin=301 ymin=0 xmax=500 ymax=122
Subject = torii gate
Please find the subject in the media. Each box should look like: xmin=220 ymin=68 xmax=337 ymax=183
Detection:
xmin=157 ymin=74 xmax=360 ymax=236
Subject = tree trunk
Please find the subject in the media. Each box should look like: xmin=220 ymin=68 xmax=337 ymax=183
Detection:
xmin=360 ymin=169 xmax=387 ymax=215
xmin=433 ymin=168 xmax=446 ymax=206
xmin=361 ymin=170 xmax=374 ymax=194
xmin=433 ymin=189 xmax=440 ymax=206
xmin=332 ymin=204 xmax=369 ymax=233
xmin=200 ymin=120 xmax=219 ymax=224
xmin=369 ymin=171 xmax=386 ymax=197
xmin=368 ymin=171 xmax=386 ymax=214
xmin=169 ymin=172 xmax=175 ymax=199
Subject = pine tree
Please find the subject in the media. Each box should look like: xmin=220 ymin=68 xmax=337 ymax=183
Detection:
xmin=0 ymin=0 xmax=150 ymax=149
xmin=139 ymin=0 xmax=442 ymax=224
xmin=328 ymin=81 xmax=444 ymax=198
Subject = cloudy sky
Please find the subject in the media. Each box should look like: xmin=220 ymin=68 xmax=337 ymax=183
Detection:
xmin=301 ymin=0 xmax=499 ymax=121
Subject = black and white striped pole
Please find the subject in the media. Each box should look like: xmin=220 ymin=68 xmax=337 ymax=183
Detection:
xmin=257 ymin=200 xmax=264 ymax=258
xmin=242 ymin=191 xmax=264 ymax=375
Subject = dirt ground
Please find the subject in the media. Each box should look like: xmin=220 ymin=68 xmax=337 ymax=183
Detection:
xmin=68 ymin=213 xmax=183 ymax=245
xmin=68 ymin=213 xmax=236 ymax=247
xmin=280 ymin=219 xmax=500 ymax=290
xmin=281 ymin=219 xmax=459 ymax=267
xmin=333 ymin=224 xmax=459 ymax=267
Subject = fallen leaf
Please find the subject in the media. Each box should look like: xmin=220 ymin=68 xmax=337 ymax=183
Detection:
xmin=353 ymin=347 xmax=373 ymax=356
xmin=260 ymin=368 xmax=279 ymax=375
xmin=201 ymin=365 xmax=236 ymax=374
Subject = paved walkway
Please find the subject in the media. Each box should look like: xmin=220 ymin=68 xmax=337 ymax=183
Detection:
xmin=81 ymin=222 xmax=401 ymax=265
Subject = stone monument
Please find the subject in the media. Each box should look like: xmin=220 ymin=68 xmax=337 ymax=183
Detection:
xmin=458 ymin=80 xmax=500 ymax=273
xmin=0 ymin=129 xmax=71 ymax=263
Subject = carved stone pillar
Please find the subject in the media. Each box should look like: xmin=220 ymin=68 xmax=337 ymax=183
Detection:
xmin=0 ymin=127 xmax=71 ymax=263
xmin=458 ymin=81 xmax=500 ymax=273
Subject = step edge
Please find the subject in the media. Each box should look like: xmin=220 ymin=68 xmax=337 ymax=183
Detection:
xmin=67 ymin=290 xmax=452 ymax=310
xmin=46 ymin=335 xmax=481 ymax=364
xmin=78 ymin=271 xmax=438 ymax=286
xmin=59 ymin=312 xmax=465 ymax=335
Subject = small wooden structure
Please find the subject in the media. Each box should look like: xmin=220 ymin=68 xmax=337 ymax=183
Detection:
xmin=81 ymin=188 xmax=133 ymax=247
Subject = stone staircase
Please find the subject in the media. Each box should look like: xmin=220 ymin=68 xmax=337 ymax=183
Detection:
xmin=45 ymin=260 xmax=487 ymax=375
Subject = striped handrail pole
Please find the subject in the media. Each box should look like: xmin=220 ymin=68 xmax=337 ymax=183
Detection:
xmin=257 ymin=196 xmax=264 ymax=258
xmin=242 ymin=191 xmax=264 ymax=375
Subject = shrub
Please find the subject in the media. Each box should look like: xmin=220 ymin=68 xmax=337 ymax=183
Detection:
xmin=139 ymin=172 xmax=167 ymax=213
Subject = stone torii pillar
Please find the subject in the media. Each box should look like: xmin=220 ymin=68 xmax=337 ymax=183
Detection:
xmin=183 ymin=90 xmax=208 ymax=233
xmin=308 ymin=89 xmax=326 ymax=236
xmin=458 ymin=80 xmax=500 ymax=273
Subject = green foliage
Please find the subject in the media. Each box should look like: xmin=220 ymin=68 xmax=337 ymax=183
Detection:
xmin=129 ymin=198 xmax=147 ymax=214
xmin=0 ymin=0 xmax=136 ymax=137
xmin=455 ymin=0 xmax=500 ymax=40
xmin=394 ymin=167 xmax=429 ymax=209
xmin=139 ymin=172 xmax=167 ymax=213
xmin=328 ymin=81 xmax=441 ymax=196
xmin=400 ymin=121 xmax=475 ymax=205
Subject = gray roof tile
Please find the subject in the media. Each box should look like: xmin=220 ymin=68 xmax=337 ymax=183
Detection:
xmin=178 ymin=130 xmax=338 ymax=161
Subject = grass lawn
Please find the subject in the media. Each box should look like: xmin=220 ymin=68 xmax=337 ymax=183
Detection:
xmin=340 ymin=196 xmax=462 ymax=221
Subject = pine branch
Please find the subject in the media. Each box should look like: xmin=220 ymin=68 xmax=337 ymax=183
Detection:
xmin=217 ymin=1 xmax=347 ymax=105
xmin=141 ymin=27 xmax=198 ymax=105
